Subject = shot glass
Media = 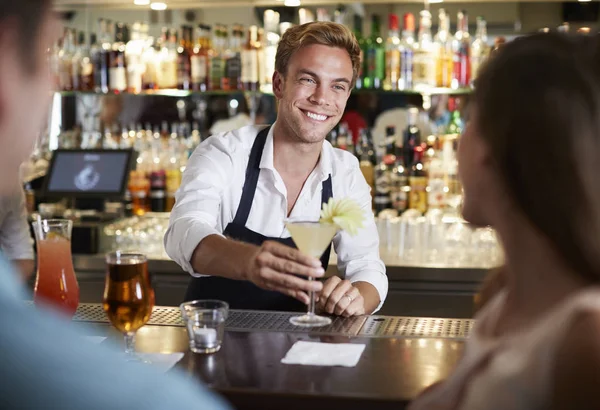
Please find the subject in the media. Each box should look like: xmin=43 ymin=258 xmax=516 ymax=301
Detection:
xmin=180 ymin=300 xmax=229 ymax=354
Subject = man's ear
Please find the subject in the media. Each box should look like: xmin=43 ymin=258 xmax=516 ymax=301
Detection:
xmin=272 ymin=71 xmax=284 ymax=99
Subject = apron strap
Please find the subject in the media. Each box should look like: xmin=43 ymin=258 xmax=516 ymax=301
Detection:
xmin=320 ymin=174 xmax=334 ymax=267
xmin=232 ymin=126 xmax=271 ymax=226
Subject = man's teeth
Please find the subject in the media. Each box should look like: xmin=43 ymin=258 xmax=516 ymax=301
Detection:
xmin=305 ymin=111 xmax=328 ymax=121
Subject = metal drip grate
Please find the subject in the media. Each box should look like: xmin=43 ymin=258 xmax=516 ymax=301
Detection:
xmin=73 ymin=303 xmax=184 ymax=326
xmin=68 ymin=303 xmax=473 ymax=339
xmin=359 ymin=316 xmax=474 ymax=339
xmin=225 ymin=310 xmax=367 ymax=336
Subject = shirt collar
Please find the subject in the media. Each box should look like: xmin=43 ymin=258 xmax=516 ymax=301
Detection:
xmin=260 ymin=122 xmax=334 ymax=181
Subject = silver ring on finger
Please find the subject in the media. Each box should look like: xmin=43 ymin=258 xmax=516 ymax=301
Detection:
xmin=344 ymin=293 xmax=354 ymax=304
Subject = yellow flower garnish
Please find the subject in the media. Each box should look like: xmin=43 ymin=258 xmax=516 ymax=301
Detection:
xmin=319 ymin=197 xmax=365 ymax=236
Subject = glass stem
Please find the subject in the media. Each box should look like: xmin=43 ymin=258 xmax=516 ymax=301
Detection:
xmin=308 ymin=277 xmax=316 ymax=316
xmin=124 ymin=331 xmax=136 ymax=356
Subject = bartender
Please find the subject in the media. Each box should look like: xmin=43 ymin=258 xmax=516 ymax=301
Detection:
xmin=165 ymin=22 xmax=388 ymax=316
xmin=0 ymin=183 xmax=34 ymax=280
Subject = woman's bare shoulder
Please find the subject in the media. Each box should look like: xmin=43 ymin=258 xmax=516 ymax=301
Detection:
xmin=551 ymin=310 xmax=600 ymax=410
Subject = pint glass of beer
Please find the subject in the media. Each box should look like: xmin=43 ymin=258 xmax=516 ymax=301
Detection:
xmin=103 ymin=251 xmax=154 ymax=360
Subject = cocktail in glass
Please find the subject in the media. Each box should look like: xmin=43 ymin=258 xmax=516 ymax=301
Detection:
xmin=32 ymin=219 xmax=80 ymax=317
xmin=285 ymin=219 xmax=338 ymax=327
xmin=103 ymin=251 xmax=154 ymax=361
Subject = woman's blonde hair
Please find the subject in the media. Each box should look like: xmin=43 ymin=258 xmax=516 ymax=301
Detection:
xmin=275 ymin=22 xmax=362 ymax=87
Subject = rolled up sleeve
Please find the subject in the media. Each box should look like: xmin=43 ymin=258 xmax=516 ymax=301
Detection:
xmin=0 ymin=189 xmax=34 ymax=261
xmin=333 ymin=161 xmax=388 ymax=312
xmin=164 ymin=139 xmax=233 ymax=276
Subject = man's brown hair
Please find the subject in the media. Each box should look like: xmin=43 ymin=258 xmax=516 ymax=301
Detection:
xmin=0 ymin=0 xmax=52 ymax=71
xmin=275 ymin=22 xmax=361 ymax=88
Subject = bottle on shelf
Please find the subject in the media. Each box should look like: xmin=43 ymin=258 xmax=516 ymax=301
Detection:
xmin=59 ymin=28 xmax=75 ymax=91
xmin=434 ymin=9 xmax=453 ymax=89
xmin=399 ymin=13 xmax=415 ymax=91
xmin=384 ymin=14 xmax=401 ymax=91
xmin=222 ymin=24 xmax=243 ymax=91
xmin=242 ymin=25 xmax=261 ymax=92
xmin=125 ymin=22 xmax=144 ymax=94
xmin=452 ymin=10 xmax=471 ymax=89
xmin=109 ymin=23 xmax=127 ymax=92
xmin=374 ymin=146 xmax=394 ymax=214
xmin=95 ymin=19 xmax=111 ymax=93
xmin=79 ymin=32 xmax=95 ymax=91
xmin=209 ymin=24 xmax=226 ymax=91
xmin=353 ymin=15 xmax=365 ymax=90
xmin=149 ymin=170 xmax=167 ymax=212
xmin=364 ymin=14 xmax=385 ymax=90
xmin=157 ymin=28 xmax=178 ymax=89
xmin=128 ymin=170 xmax=150 ymax=216
xmin=403 ymin=107 xmax=421 ymax=169
xmin=471 ymin=16 xmax=490 ymax=84
xmin=71 ymin=31 xmax=84 ymax=91
xmin=413 ymin=10 xmax=436 ymax=90
xmin=409 ymin=145 xmax=428 ymax=214
xmin=358 ymin=129 xmax=375 ymax=192
xmin=391 ymin=143 xmax=409 ymax=214
xmin=263 ymin=10 xmax=281 ymax=87
xmin=425 ymin=136 xmax=446 ymax=210
xmin=141 ymin=26 xmax=159 ymax=90
xmin=191 ymin=24 xmax=211 ymax=92
xmin=177 ymin=26 xmax=193 ymax=90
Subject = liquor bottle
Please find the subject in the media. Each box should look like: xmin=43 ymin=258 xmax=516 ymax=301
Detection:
xmin=177 ymin=26 xmax=192 ymax=90
xmin=149 ymin=170 xmax=167 ymax=212
xmin=364 ymin=14 xmax=385 ymax=90
xmin=58 ymin=28 xmax=74 ymax=91
xmin=157 ymin=28 xmax=178 ymax=89
xmin=403 ymin=108 xmax=421 ymax=168
xmin=109 ymin=23 xmax=127 ymax=92
xmin=353 ymin=15 xmax=365 ymax=90
xmin=409 ymin=146 xmax=428 ymax=214
xmin=446 ymin=98 xmax=463 ymax=136
xmin=471 ymin=16 xmax=490 ymax=83
xmin=141 ymin=27 xmax=159 ymax=90
xmin=222 ymin=25 xmax=242 ymax=91
xmin=263 ymin=10 xmax=280 ymax=87
xmin=399 ymin=13 xmax=415 ymax=90
xmin=191 ymin=24 xmax=211 ymax=92
xmin=452 ymin=10 xmax=471 ymax=89
xmin=71 ymin=32 xmax=84 ymax=91
xmin=434 ymin=9 xmax=453 ymax=88
xmin=374 ymin=150 xmax=394 ymax=214
xmin=79 ymin=32 xmax=95 ymax=91
xmin=125 ymin=22 xmax=144 ymax=94
xmin=209 ymin=24 xmax=226 ymax=91
xmin=384 ymin=14 xmax=401 ymax=91
xmin=358 ymin=129 xmax=375 ymax=192
xmin=426 ymin=136 xmax=446 ymax=210
xmin=413 ymin=10 xmax=436 ymax=90
xmin=94 ymin=20 xmax=111 ymax=93
xmin=391 ymin=144 xmax=409 ymax=214
xmin=242 ymin=25 xmax=260 ymax=92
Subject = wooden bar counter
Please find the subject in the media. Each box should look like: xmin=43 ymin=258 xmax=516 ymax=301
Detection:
xmin=74 ymin=304 xmax=470 ymax=410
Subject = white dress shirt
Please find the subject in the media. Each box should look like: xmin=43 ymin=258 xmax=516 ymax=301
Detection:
xmin=164 ymin=124 xmax=388 ymax=310
xmin=0 ymin=188 xmax=34 ymax=261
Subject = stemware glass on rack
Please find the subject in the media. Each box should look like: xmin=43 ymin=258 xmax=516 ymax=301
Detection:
xmin=285 ymin=218 xmax=338 ymax=327
xmin=103 ymin=251 xmax=155 ymax=361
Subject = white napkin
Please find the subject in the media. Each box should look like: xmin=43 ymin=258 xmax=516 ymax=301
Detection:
xmin=137 ymin=353 xmax=185 ymax=372
xmin=281 ymin=341 xmax=366 ymax=367
xmin=82 ymin=336 xmax=107 ymax=344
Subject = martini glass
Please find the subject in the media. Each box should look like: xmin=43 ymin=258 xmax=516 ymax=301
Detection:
xmin=285 ymin=219 xmax=338 ymax=327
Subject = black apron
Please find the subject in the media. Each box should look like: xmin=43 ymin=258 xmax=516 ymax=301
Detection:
xmin=184 ymin=126 xmax=333 ymax=311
